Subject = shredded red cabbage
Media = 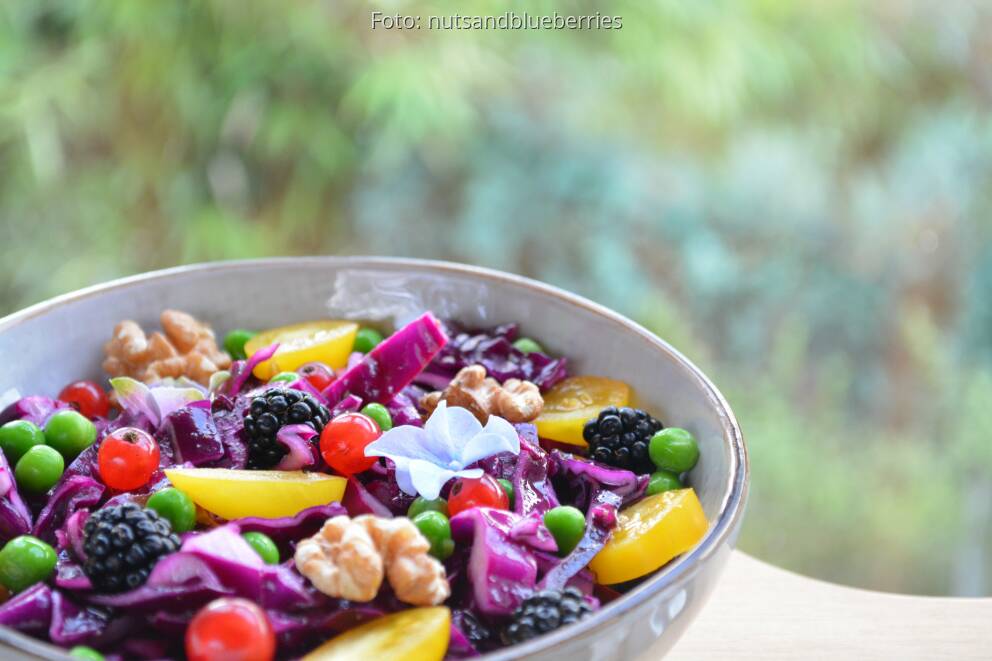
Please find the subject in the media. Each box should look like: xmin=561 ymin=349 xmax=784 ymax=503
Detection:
xmin=342 ymin=478 xmax=393 ymax=518
xmin=450 ymin=508 xmax=551 ymax=616
xmin=32 ymin=476 xmax=104 ymax=545
xmin=511 ymin=441 xmax=559 ymax=516
xmin=225 ymin=343 xmax=279 ymax=396
xmin=157 ymin=404 xmax=225 ymax=466
xmin=424 ymin=321 xmax=568 ymax=391
xmin=0 ymin=445 xmax=32 ymax=543
xmin=322 ymin=313 xmax=448 ymax=406
xmin=234 ymin=503 xmax=346 ymax=555
xmin=0 ymin=396 xmax=70 ymax=428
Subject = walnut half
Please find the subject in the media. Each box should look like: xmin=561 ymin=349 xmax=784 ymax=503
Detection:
xmin=294 ymin=515 xmax=449 ymax=607
xmin=294 ymin=515 xmax=384 ymax=602
xmin=419 ymin=364 xmax=543 ymax=424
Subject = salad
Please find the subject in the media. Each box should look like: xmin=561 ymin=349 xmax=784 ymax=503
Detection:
xmin=0 ymin=309 xmax=708 ymax=660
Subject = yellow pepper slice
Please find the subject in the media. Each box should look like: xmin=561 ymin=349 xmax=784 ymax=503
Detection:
xmin=163 ymin=468 xmax=346 ymax=520
xmin=303 ymin=607 xmax=450 ymax=661
xmin=535 ymin=376 xmax=631 ymax=446
xmin=588 ymin=488 xmax=708 ymax=584
xmin=244 ymin=320 xmax=359 ymax=380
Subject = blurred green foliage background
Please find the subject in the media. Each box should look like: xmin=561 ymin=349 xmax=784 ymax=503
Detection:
xmin=2 ymin=0 xmax=991 ymax=595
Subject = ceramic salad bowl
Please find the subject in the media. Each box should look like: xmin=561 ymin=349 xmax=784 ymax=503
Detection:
xmin=0 ymin=257 xmax=747 ymax=660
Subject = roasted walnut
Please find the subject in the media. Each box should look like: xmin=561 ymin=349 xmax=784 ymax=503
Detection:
xmin=419 ymin=365 xmax=543 ymax=423
xmin=294 ymin=515 xmax=449 ymax=606
xmin=102 ymin=309 xmax=230 ymax=385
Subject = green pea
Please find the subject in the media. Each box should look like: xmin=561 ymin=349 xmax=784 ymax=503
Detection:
xmin=649 ymin=428 xmax=700 ymax=473
xmin=646 ymin=470 xmax=683 ymax=496
xmin=512 ymin=337 xmax=544 ymax=354
xmin=0 ymin=535 xmax=56 ymax=592
xmin=353 ymin=327 xmax=384 ymax=354
xmin=43 ymin=410 xmax=96 ymax=461
xmin=497 ymin=478 xmax=515 ymax=509
xmin=242 ymin=531 xmax=280 ymax=564
xmin=408 ymin=496 xmax=448 ymax=519
xmin=15 ymin=445 xmax=64 ymax=493
xmin=268 ymin=371 xmax=298 ymax=384
xmin=223 ymin=329 xmax=256 ymax=361
xmin=0 ymin=420 xmax=45 ymax=465
xmin=543 ymin=505 xmax=586 ymax=556
xmin=146 ymin=488 xmax=197 ymax=533
xmin=412 ymin=511 xmax=454 ymax=560
xmin=361 ymin=403 xmax=393 ymax=432
xmin=69 ymin=646 xmax=105 ymax=661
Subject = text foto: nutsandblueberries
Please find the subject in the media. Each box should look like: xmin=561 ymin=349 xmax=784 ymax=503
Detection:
xmin=371 ymin=12 xmax=624 ymax=30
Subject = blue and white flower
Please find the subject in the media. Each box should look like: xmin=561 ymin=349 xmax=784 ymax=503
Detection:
xmin=364 ymin=400 xmax=520 ymax=500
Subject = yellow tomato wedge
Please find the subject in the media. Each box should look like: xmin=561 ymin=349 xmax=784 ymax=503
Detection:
xmin=588 ymin=488 xmax=708 ymax=584
xmin=303 ymin=607 xmax=450 ymax=661
xmin=245 ymin=320 xmax=359 ymax=380
xmin=163 ymin=468 xmax=346 ymax=520
xmin=535 ymin=376 xmax=631 ymax=446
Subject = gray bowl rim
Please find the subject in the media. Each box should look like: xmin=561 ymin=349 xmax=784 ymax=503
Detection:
xmin=0 ymin=256 xmax=748 ymax=660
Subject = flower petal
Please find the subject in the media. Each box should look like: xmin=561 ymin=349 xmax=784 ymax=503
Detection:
xmin=408 ymin=459 xmax=459 ymax=501
xmin=364 ymin=426 xmax=445 ymax=464
xmin=365 ymin=402 xmax=520 ymax=499
xmin=458 ymin=414 xmax=521 ymax=466
xmin=454 ymin=468 xmax=484 ymax=481
xmin=424 ymin=401 xmax=481 ymax=459
xmin=392 ymin=458 xmax=417 ymax=496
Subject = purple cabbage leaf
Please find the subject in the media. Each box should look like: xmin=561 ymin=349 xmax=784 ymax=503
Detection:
xmin=109 ymin=377 xmax=205 ymax=428
xmin=449 ymin=507 xmax=557 ymax=616
xmin=156 ymin=403 xmax=225 ymax=467
xmin=0 ymin=446 xmax=32 ymax=543
xmin=233 ymin=502 xmax=346 ymax=555
xmin=0 ymin=396 xmax=69 ymax=428
xmin=273 ymin=424 xmax=319 ymax=471
xmin=225 ymin=343 xmax=279 ymax=396
xmin=511 ymin=441 xmax=559 ymax=517
xmin=32 ymin=476 xmax=105 ymax=544
xmin=322 ymin=312 xmax=448 ymax=406
xmin=424 ymin=321 xmax=567 ymax=391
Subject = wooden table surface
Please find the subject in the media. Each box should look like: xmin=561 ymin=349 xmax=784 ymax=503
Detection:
xmin=660 ymin=551 xmax=992 ymax=660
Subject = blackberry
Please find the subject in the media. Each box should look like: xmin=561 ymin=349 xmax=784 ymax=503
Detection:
xmin=582 ymin=406 xmax=663 ymax=474
xmin=453 ymin=610 xmax=494 ymax=650
xmin=82 ymin=503 xmax=180 ymax=593
xmin=243 ymin=388 xmax=330 ymax=469
xmin=502 ymin=587 xmax=594 ymax=645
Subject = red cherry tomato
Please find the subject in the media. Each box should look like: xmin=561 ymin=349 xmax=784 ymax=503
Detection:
xmin=319 ymin=412 xmax=380 ymax=475
xmin=448 ymin=474 xmax=509 ymax=517
xmin=298 ymin=361 xmax=334 ymax=392
xmin=186 ymin=597 xmax=275 ymax=661
xmin=57 ymin=380 xmax=110 ymax=419
xmin=98 ymin=427 xmax=160 ymax=491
